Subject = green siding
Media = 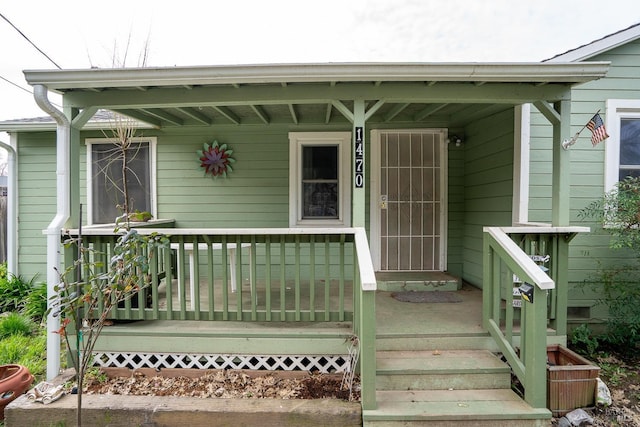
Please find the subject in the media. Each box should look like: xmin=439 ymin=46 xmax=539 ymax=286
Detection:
xmin=462 ymin=109 xmax=515 ymax=286
xmin=446 ymin=146 xmax=465 ymax=277
xmin=16 ymin=132 xmax=57 ymax=280
xmin=529 ymin=38 xmax=640 ymax=324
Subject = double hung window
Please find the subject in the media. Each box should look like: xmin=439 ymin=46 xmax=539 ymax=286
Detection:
xmin=288 ymin=132 xmax=351 ymax=227
xmin=86 ymin=137 xmax=156 ymax=225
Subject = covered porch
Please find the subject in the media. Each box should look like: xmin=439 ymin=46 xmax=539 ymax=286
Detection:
xmin=22 ymin=62 xmax=609 ymax=423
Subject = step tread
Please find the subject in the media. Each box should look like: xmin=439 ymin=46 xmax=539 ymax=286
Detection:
xmin=377 ymin=350 xmax=509 ymax=373
xmin=364 ymin=389 xmax=551 ymax=421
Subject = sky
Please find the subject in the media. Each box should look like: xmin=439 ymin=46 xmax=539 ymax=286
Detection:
xmin=1 ymin=0 xmax=639 ymax=159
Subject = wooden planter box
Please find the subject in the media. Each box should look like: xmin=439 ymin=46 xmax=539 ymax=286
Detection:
xmin=546 ymin=344 xmax=600 ymax=417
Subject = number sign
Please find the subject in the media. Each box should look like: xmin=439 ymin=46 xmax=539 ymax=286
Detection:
xmin=355 ymin=127 xmax=364 ymax=188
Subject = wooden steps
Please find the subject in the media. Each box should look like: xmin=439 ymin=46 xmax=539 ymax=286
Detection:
xmin=364 ymin=334 xmax=552 ymax=426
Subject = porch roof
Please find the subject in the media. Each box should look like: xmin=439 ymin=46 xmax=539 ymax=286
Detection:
xmin=13 ymin=61 xmax=610 ymax=129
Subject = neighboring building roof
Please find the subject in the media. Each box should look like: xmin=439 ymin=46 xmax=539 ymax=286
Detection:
xmin=0 ymin=109 xmax=152 ymax=132
xmin=545 ymin=22 xmax=640 ymax=62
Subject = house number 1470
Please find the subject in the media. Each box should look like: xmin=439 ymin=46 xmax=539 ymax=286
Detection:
xmin=355 ymin=127 xmax=364 ymax=188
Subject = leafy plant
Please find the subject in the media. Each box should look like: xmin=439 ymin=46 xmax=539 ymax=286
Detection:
xmin=580 ymin=176 xmax=640 ymax=347
xmin=0 ymin=312 xmax=35 ymax=339
xmin=22 ymin=281 xmax=48 ymax=322
xmin=570 ymin=324 xmax=599 ymax=357
xmin=51 ymin=228 xmax=168 ymax=427
xmin=0 ymin=272 xmax=37 ymax=314
xmin=0 ymin=331 xmax=47 ymax=381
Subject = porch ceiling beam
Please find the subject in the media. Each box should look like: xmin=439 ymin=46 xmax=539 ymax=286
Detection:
xmin=114 ymin=109 xmax=162 ymax=127
xmin=532 ymin=101 xmax=561 ymax=126
xmin=413 ymin=103 xmax=447 ymax=121
xmin=325 ymin=104 xmax=332 ymax=124
xmin=449 ymin=104 xmax=507 ymax=127
xmin=331 ymin=100 xmax=354 ymax=122
xmin=60 ymin=83 xmax=577 ymax=110
xmin=177 ymin=107 xmax=212 ymax=125
xmin=140 ymin=108 xmax=184 ymax=126
xmin=212 ymin=106 xmax=241 ymax=124
xmin=250 ymin=105 xmax=270 ymax=124
xmin=71 ymin=106 xmax=98 ymax=128
xmin=365 ymin=99 xmax=385 ymax=121
xmin=384 ymin=103 xmax=409 ymax=122
xmin=288 ymin=104 xmax=298 ymax=124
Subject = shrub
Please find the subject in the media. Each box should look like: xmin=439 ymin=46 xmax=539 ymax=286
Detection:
xmin=22 ymin=281 xmax=48 ymax=322
xmin=580 ymin=176 xmax=640 ymax=347
xmin=569 ymin=324 xmax=599 ymax=357
xmin=0 ymin=332 xmax=47 ymax=381
xmin=0 ymin=272 xmax=36 ymax=314
xmin=0 ymin=312 xmax=35 ymax=339
xmin=0 ymin=266 xmax=47 ymax=322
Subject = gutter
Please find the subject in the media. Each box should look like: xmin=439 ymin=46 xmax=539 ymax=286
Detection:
xmin=0 ymin=139 xmax=17 ymax=275
xmin=34 ymin=84 xmax=70 ymax=381
xmin=24 ymin=62 xmax=611 ymax=91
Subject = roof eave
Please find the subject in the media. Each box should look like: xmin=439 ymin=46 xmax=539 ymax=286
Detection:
xmin=24 ymin=62 xmax=611 ymax=92
xmin=546 ymin=23 xmax=640 ymax=62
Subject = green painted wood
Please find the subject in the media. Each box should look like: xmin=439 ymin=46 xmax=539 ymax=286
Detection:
xmin=527 ymin=39 xmax=640 ymax=325
xmin=462 ymin=109 xmax=515 ymax=285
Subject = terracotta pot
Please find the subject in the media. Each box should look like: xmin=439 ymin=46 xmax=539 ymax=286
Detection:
xmin=0 ymin=364 xmax=34 ymax=419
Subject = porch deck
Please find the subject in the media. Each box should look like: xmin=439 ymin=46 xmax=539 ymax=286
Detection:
xmin=94 ymin=278 xmax=490 ymax=362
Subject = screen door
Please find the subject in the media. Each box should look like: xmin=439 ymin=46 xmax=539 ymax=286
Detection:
xmin=378 ymin=131 xmax=444 ymax=271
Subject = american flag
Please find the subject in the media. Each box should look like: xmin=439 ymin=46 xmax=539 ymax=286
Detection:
xmin=586 ymin=113 xmax=609 ymax=146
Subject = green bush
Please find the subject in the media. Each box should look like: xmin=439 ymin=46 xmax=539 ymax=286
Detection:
xmin=0 ymin=312 xmax=35 ymax=339
xmin=22 ymin=281 xmax=48 ymax=322
xmin=569 ymin=324 xmax=599 ymax=357
xmin=0 ymin=264 xmax=48 ymax=322
xmin=0 ymin=272 xmax=36 ymax=313
xmin=0 ymin=332 xmax=47 ymax=381
xmin=580 ymin=176 xmax=640 ymax=348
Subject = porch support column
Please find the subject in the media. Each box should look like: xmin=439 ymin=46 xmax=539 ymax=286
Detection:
xmin=352 ymin=100 xmax=366 ymax=227
xmin=534 ymin=98 xmax=571 ymax=226
xmin=65 ymin=106 xmax=81 ymax=227
xmin=552 ymin=100 xmax=572 ymax=226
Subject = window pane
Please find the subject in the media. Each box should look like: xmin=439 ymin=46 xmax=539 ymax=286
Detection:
xmin=303 ymin=146 xmax=337 ymax=179
xmin=301 ymin=145 xmax=339 ymax=219
xmin=92 ymin=142 xmax=151 ymax=223
xmin=620 ymin=118 xmax=640 ymax=166
xmin=303 ymin=183 xmax=338 ymax=218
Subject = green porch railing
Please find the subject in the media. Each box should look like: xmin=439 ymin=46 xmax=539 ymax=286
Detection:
xmin=61 ymin=227 xmax=377 ymax=409
xmin=482 ymin=225 xmax=586 ymax=410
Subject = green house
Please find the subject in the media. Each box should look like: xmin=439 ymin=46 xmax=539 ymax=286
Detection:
xmin=0 ymin=58 xmax=612 ymax=424
xmin=525 ymin=23 xmax=640 ymax=328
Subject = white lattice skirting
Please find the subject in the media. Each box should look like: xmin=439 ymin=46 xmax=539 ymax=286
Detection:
xmin=92 ymin=352 xmax=350 ymax=373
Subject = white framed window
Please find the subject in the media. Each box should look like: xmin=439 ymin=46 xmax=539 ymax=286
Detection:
xmin=86 ymin=137 xmax=157 ymax=225
xmin=288 ymin=132 xmax=351 ymax=227
xmin=605 ymin=99 xmax=640 ymax=191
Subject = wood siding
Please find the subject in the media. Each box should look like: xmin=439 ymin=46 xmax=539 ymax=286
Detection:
xmin=17 ymin=122 xmax=474 ymax=281
xmin=462 ymin=109 xmax=516 ymax=286
xmin=529 ymin=39 xmax=640 ymax=323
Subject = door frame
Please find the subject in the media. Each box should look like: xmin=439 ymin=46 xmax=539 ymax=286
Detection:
xmin=369 ymin=128 xmax=449 ymax=272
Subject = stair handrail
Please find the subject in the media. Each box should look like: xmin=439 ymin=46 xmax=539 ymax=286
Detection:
xmin=483 ymin=226 xmax=553 ymax=410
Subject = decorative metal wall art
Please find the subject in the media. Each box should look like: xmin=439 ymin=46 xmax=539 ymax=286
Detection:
xmin=197 ymin=141 xmax=235 ymax=178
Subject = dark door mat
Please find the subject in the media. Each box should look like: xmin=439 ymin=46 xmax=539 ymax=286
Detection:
xmin=390 ymin=291 xmax=463 ymax=303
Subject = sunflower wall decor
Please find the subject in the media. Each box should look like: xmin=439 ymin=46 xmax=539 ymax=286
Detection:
xmin=197 ymin=141 xmax=235 ymax=178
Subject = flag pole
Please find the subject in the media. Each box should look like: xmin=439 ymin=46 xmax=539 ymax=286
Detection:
xmin=562 ymin=109 xmax=601 ymax=150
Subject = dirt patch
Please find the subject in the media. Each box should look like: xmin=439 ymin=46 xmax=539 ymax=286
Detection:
xmin=83 ymin=368 xmax=360 ymax=401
